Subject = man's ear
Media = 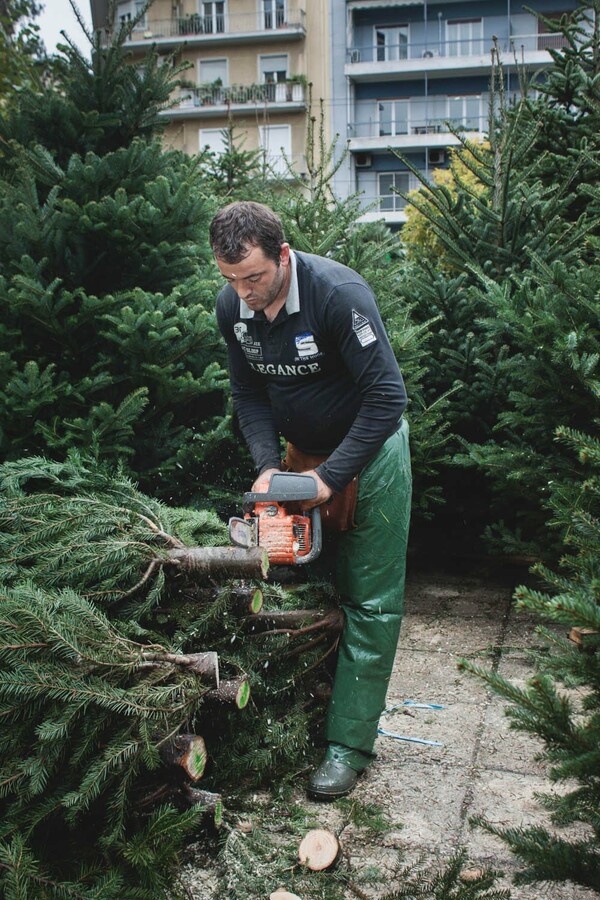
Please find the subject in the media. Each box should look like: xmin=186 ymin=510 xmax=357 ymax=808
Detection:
xmin=280 ymin=243 xmax=291 ymax=266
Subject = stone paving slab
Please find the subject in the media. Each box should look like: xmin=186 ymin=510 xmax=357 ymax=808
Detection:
xmin=182 ymin=566 xmax=597 ymax=899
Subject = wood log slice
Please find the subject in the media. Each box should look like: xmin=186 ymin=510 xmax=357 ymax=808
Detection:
xmin=298 ymin=828 xmax=341 ymax=871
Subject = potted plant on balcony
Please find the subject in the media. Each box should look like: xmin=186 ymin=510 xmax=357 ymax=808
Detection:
xmin=287 ymin=74 xmax=307 ymax=102
xmin=179 ymin=13 xmax=202 ymax=35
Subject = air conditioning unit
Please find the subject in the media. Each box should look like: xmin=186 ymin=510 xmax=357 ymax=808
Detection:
xmin=349 ymin=49 xmax=361 ymax=63
xmin=422 ymin=49 xmax=439 ymax=58
xmin=355 ymin=152 xmax=372 ymax=168
xmin=428 ymin=148 xmax=446 ymax=165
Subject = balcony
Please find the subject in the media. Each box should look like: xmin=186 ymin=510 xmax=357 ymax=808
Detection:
xmin=347 ymin=114 xmax=488 ymax=152
xmin=120 ymin=7 xmax=306 ymax=51
xmin=166 ymin=80 xmax=307 ymax=119
xmin=346 ymin=31 xmax=566 ymax=81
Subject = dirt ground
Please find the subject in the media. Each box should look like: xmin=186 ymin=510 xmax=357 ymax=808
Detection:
xmin=180 ymin=563 xmax=597 ymax=899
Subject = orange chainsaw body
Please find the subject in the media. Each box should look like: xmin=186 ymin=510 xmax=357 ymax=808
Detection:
xmin=228 ymin=472 xmax=322 ymax=566
xmin=247 ymin=501 xmax=312 ymax=565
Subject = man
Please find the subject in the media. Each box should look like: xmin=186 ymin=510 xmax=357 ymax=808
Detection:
xmin=210 ymin=201 xmax=411 ymax=800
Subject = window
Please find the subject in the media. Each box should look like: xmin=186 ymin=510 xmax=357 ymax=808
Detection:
xmin=263 ymin=0 xmax=285 ymax=30
xmin=260 ymin=54 xmax=288 ymax=83
xmin=199 ymin=129 xmax=228 ymax=156
xmin=375 ymin=25 xmax=409 ymax=62
xmin=447 ymin=95 xmax=481 ymax=130
xmin=447 ymin=19 xmax=483 ymax=56
xmin=117 ymin=0 xmax=146 ymax=28
xmin=259 ymin=124 xmax=291 ymax=176
xmin=378 ymin=172 xmax=409 ymax=212
xmin=199 ymin=58 xmax=228 ymax=86
xmin=202 ymin=1 xmax=225 ymax=34
xmin=378 ymin=100 xmax=409 ymax=136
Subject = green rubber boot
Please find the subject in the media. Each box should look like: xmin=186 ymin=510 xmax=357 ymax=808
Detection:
xmin=307 ymin=743 xmax=372 ymax=801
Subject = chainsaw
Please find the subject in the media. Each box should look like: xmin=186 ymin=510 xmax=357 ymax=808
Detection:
xmin=228 ymin=472 xmax=322 ymax=565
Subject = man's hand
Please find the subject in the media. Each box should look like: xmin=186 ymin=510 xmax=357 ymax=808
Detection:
xmin=251 ymin=468 xmax=280 ymax=493
xmin=300 ymin=469 xmax=334 ymax=510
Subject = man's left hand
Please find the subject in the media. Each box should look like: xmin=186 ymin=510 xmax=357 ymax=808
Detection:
xmin=300 ymin=470 xmax=334 ymax=510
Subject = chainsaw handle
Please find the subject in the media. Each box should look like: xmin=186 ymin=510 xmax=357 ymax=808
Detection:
xmin=243 ymin=471 xmax=318 ymax=511
xmin=295 ymin=505 xmax=322 ymax=565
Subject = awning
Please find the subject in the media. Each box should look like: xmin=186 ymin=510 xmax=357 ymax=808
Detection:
xmin=348 ymin=0 xmax=424 ymax=10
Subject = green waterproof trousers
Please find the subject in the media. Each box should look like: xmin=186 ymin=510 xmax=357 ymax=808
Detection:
xmin=325 ymin=418 xmax=412 ymax=761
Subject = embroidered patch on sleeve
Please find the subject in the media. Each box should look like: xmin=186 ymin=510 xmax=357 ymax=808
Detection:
xmin=352 ymin=309 xmax=377 ymax=347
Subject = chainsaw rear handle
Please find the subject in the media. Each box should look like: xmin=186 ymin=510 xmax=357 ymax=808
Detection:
xmin=243 ymin=471 xmax=319 ymax=511
xmin=296 ymin=505 xmax=321 ymax=565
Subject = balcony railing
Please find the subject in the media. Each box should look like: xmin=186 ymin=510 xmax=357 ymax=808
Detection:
xmin=123 ymin=8 xmax=306 ymax=42
xmin=347 ymin=32 xmax=566 ymax=64
xmin=348 ymin=115 xmax=487 ymax=139
xmin=175 ymin=80 xmax=306 ymax=110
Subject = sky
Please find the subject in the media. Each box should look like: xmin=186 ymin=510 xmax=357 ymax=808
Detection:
xmin=37 ymin=0 xmax=94 ymax=57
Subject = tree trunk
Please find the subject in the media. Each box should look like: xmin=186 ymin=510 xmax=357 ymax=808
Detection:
xmin=166 ymin=546 xmax=269 ymax=579
xmin=244 ymin=608 xmax=344 ymax=635
xmin=141 ymin=650 xmax=219 ymax=685
xmin=182 ymin=784 xmax=223 ymax=827
xmin=204 ymin=676 xmax=251 ymax=709
xmin=160 ymin=733 xmax=207 ymax=781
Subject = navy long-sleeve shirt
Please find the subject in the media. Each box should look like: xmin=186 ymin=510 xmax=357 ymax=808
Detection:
xmin=216 ymin=250 xmax=407 ymax=492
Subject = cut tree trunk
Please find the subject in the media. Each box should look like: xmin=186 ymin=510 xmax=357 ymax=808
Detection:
xmin=182 ymin=784 xmax=223 ymax=827
xmin=167 ymin=546 xmax=269 ymax=579
xmin=141 ymin=650 xmax=219 ymax=685
xmin=229 ymin=584 xmax=264 ymax=614
xmin=180 ymin=584 xmax=264 ymax=615
xmin=160 ymin=733 xmax=207 ymax=781
xmin=204 ymin=676 xmax=251 ymax=709
xmin=244 ymin=608 xmax=343 ymax=634
xmin=298 ymin=828 xmax=341 ymax=871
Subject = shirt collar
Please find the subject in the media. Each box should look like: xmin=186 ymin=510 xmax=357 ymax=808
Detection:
xmin=239 ymin=249 xmax=299 ymax=319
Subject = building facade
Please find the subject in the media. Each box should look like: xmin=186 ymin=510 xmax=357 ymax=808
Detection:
xmin=330 ymin=0 xmax=579 ymax=226
xmin=90 ymin=0 xmax=330 ymax=176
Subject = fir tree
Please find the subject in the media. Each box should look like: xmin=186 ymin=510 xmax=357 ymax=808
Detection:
xmin=461 ymin=426 xmax=600 ymax=891
xmin=395 ymin=3 xmax=600 ymax=552
xmin=0 ymin=29 xmax=240 ymax=502
xmin=0 ymin=454 xmax=344 ymax=894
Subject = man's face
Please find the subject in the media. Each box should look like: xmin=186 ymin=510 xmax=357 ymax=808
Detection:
xmin=216 ymin=243 xmax=290 ymax=317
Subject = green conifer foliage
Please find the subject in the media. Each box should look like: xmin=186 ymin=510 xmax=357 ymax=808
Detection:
xmin=396 ymin=2 xmax=600 ymax=551
xmin=461 ymin=426 xmax=600 ymax=890
xmin=0 ymin=454 xmax=341 ymax=894
xmin=0 ymin=24 xmax=184 ymax=167
xmin=0 ymin=29 xmax=237 ymax=500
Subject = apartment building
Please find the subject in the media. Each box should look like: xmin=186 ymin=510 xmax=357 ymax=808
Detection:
xmin=330 ymin=0 xmax=580 ymax=226
xmin=90 ymin=0 xmax=329 ymax=176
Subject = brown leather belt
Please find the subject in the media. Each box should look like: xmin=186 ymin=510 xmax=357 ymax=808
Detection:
xmin=283 ymin=443 xmax=358 ymax=532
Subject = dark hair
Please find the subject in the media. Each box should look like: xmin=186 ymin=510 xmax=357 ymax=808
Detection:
xmin=209 ymin=201 xmax=285 ymax=264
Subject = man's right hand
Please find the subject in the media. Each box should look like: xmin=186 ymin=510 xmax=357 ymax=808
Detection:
xmin=251 ymin=468 xmax=280 ymax=493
